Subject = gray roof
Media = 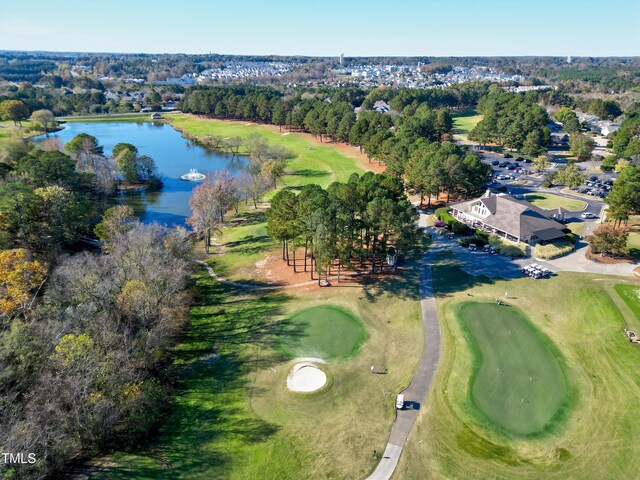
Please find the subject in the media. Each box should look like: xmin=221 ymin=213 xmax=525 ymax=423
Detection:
xmin=451 ymin=191 xmax=566 ymax=241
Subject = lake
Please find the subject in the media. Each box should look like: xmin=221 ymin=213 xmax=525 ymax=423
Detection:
xmin=41 ymin=121 xmax=248 ymax=226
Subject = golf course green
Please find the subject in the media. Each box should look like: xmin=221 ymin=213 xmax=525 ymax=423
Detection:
xmin=277 ymin=305 xmax=366 ymax=361
xmin=457 ymin=301 xmax=568 ymax=436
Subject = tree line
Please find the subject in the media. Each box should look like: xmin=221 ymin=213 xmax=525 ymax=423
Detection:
xmin=265 ymin=173 xmax=420 ymax=284
xmin=469 ymin=86 xmax=550 ymax=155
xmin=0 ymin=215 xmax=194 ymax=479
xmin=0 ymin=135 xmax=193 ymax=478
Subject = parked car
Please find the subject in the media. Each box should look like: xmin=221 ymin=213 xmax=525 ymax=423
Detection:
xmin=589 ymin=175 xmax=598 ymax=181
xmin=524 ymin=158 xmax=532 ymax=163
xmin=581 ymin=212 xmax=597 ymax=219
xmin=491 ymin=160 xmax=500 ymax=166
xmin=515 ymin=157 xmax=524 ymax=162
xmin=396 ymin=394 xmax=405 ymax=410
xmin=504 ymin=153 xmax=513 ymax=158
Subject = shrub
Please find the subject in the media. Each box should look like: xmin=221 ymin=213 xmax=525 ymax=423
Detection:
xmin=499 ymin=244 xmax=527 ymax=257
xmin=590 ymin=224 xmax=629 ymax=256
xmin=566 ymin=232 xmax=579 ymax=244
xmin=435 ymin=207 xmax=453 ymax=223
xmin=451 ymin=221 xmax=470 ymax=235
xmin=474 ymin=229 xmax=489 ymax=240
xmin=535 ymin=240 xmax=575 ymax=259
xmin=434 ymin=219 xmax=446 ymax=228
xmin=458 ymin=236 xmax=487 ymax=247
xmin=435 ymin=207 xmax=469 ymax=234
xmin=488 ymin=234 xmax=527 ymax=257
xmin=601 ymin=155 xmax=617 ymax=171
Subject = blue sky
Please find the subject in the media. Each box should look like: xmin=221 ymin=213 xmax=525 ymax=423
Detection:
xmin=0 ymin=0 xmax=638 ymax=56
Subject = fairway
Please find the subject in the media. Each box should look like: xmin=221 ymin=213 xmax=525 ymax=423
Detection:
xmin=614 ymin=284 xmax=640 ymax=329
xmin=524 ymin=193 xmax=586 ymax=212
xmin=277 ymin=305 xmax=366 ymax=361
xmin=452 ymin=109 xmax=483 ymax=135
xmin=457 ymin=302 xmax=567 ymax=436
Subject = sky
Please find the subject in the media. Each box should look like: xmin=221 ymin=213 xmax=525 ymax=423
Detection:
xmin=0 ymin=0 xmax=638 ymax=57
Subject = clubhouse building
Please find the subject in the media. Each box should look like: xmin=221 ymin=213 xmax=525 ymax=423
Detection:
xmin=450 ymin=190 xmax=567 ymax=245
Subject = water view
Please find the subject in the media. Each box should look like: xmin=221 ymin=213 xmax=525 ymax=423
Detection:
xmin=41 ymin=120 xmax=248 ymax=225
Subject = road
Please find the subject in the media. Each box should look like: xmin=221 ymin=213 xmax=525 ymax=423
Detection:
xmin=366 ymin=214 xmax=443 ymax=480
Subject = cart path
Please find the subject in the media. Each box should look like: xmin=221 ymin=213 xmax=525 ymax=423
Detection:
xmin=366 ymin=218 xmax=443 ymax=480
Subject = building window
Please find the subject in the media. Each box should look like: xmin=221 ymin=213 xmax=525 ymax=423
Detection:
xmin=472 ymin=203 xmax=489 ymax=217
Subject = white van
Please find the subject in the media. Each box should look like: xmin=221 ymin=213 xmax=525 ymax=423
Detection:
xmin=396 ymin=394 xmax=405 ymax=410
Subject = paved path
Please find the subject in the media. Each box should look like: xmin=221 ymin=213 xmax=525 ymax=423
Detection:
xmin=366 ymin=217 xmax=443 ymax=480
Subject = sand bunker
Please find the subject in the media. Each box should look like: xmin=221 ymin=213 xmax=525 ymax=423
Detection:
xmin=286 ymin=363 xmax=327 ymax=393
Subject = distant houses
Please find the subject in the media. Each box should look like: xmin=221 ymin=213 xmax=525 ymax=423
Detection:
xmin=576 ymin=112 xmax=619 ymax=137
xmin=150 ymin=112 xmax=163 ymax=120
xmin=450 ymin=190 xmax=567 ymax=245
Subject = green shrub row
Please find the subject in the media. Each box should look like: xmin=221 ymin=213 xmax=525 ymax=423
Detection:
xmin=435 ymin=208 xmax=470 ymax=235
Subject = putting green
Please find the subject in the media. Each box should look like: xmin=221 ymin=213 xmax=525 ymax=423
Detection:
xmin=457 ymin=302 xmax=568 ymax=436
xmin=277 ymin=305 xmax=366 ymax=361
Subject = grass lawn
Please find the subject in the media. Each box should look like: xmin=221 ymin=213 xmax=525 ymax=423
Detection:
xmin=92 ymin=115 xmax=421 ymax=479
xmin=524 ymin=193 xmax=586 ymax=212
xmin=565 ymin=220 xmax=585 ymax=236
xmin=625 ymin=215 xmax=640 ymax=259
xmin=95 ymin=264 xmax=423 ymax=480
xmin=613 ymin=284 xmax=640 ymax=332
xmin=0 ymin=120 xmax=45 ymax=146
xmin=396 ymin=266 xmax=640 ymax=479
xmin=167 ymin=113 xmax=367 ymax=190
xmin=452 ymin=109 xmax=483 ymax=136
xmin=169 ymin=113 xmax=377 ymax=283
xmin=277 ymin=305 xmax=367 ymax=361
xmin=456 ymin=302 xmax=567 ymax=436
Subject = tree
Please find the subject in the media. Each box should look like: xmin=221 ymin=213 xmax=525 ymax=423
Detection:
xmin=236 ymin=171 xmax=269 ymax=209
xmin=605 ymin=165 xmax=640 ymax=227
xmin=0 ymin=100 xmax=29 ymax=126
xmin=64 ymin=133 xmax=104 ymax=157
xmin=33 ymin=185 xmax=81 ymax=249
xmin=262 ymin=158 xmax=286 ymax=187
xmin=112 ymin=143 xmax=138 ymax=157
xmin=555 ymin=107 xmax=580 ymax=133
xmin=187 ymin=181 xmax=222 ymax=253
xmin=115 ymin=149 xmax=139 ymax=184
xmin=29 ymin=109 xmax=56 ymax=132
xmin=0 ymin=248 xmax=47 ymax=317
xmin=94 ymin=205 xmax=138 ymax=247
xmin=266 ymin=190 xmax=298 ymax=261
xmin=590 ymin=224 xmax=629 ymax=257
xmin=569 ymin=133 xmax=596 ymax=161
xmin=521 ymin=129 xmax=548 ymax=156
xmin=533 ymin=154 xmax=550 ymax=171
xmin=555 ymin=163 xmax=586 ymax=188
